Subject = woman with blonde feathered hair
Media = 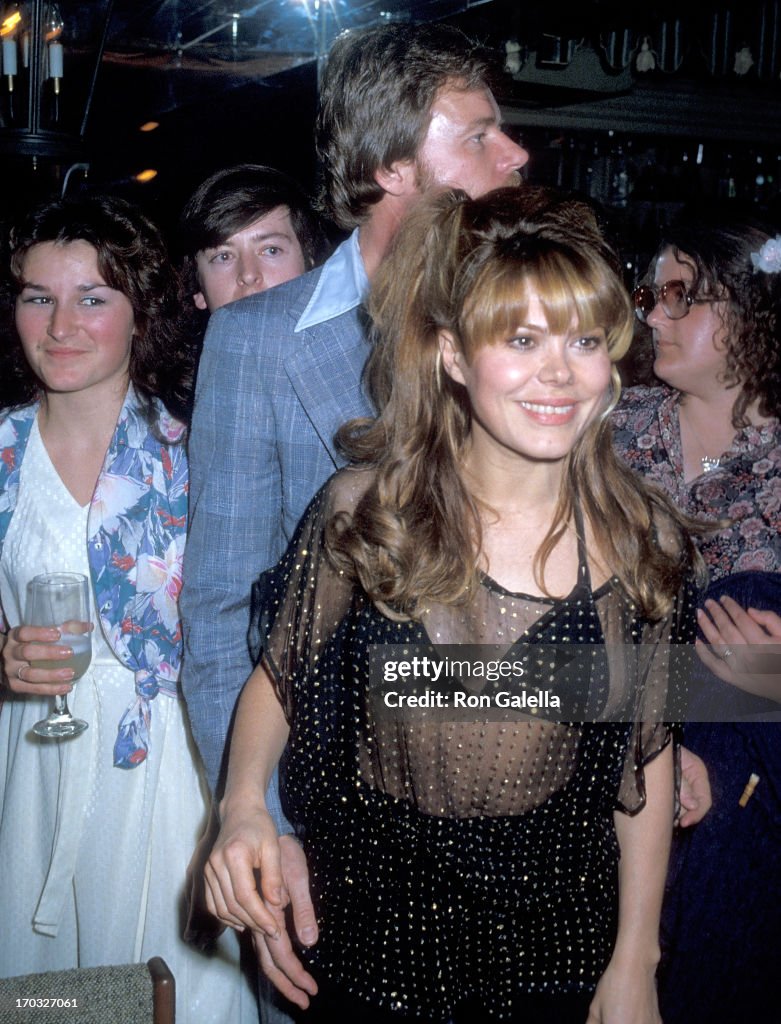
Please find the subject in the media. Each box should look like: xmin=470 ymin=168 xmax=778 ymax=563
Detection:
xmin=205 ymin=187 xmax=699 ymax=1024
xmin=334 ymin=186 xmax=696 ymax=621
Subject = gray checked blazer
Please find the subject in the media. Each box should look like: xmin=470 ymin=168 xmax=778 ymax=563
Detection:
xmin=180 ymin=263 xmax=372 ymax=794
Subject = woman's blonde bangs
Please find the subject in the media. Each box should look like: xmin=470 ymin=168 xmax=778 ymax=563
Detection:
xmin=459 ymin=248 xmax=634 ymax=361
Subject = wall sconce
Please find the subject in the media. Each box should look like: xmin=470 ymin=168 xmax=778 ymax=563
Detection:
xmin=0 ymin=0 xmax=114 ymax=166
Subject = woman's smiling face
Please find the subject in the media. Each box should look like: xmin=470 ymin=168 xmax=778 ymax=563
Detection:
xmin=15 ymin=239 xmax=135 ymax=401
xmin=441 ymin=293 xmax=613 ymax=468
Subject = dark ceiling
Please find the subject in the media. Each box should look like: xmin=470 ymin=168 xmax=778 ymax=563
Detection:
xmin=96 ymin=0 xmax=484 ymax=210
xmin=5 ymin=0 xmax=509 ymax=219
xmin=3 ymin=1 xmax=781 ymax=228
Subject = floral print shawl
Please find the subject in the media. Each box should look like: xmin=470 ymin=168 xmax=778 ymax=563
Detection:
xmin=611 ymin=385 xmax=781 ymax=580
xmin=0 ymin=387 xmax=188 ymax=769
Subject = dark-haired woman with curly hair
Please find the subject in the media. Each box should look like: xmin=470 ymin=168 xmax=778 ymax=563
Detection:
xmin=615 ymin=215 xmax=781 ymax=575
xmin=613 ymin=213 xmax=781 ymax=1024
xmin=205 ymin=187 xmax=701 ymax=1024
xmin=0 ymin=195 xmax=255 ymax=1023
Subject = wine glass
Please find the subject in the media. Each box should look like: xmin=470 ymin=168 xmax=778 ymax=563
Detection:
xmin=27 ymin=572 xmax=92 ymax=738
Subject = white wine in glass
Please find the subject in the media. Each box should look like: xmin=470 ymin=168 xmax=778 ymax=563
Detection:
xmin=28 ymin=572 xmax=92 ymax=738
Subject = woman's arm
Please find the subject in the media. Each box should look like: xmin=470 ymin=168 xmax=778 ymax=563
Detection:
xmin=587 ymin=741 xmax=673 ymax=1024
xmin=204 ymin=660 xmax=290 ymax=937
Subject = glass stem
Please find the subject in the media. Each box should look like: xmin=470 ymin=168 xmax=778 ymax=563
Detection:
xmin=53 ymin=693 xmax=70 ymax=718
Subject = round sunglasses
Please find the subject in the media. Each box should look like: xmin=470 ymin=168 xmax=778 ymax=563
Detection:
xmin=632 ymin=279 xmax=707 ymax=323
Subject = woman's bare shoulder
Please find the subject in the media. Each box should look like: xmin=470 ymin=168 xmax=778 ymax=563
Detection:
xmin=326 ymin=466 xmax=376 ymax=515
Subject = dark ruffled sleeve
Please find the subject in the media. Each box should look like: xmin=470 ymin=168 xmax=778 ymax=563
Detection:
xmin=618 ymin=569 xmax=704 ymax=815
xmin=616 ymin=570 xmax=698 ymax=815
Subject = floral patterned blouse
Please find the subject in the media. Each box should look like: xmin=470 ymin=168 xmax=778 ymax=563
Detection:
xmin=611 ymin=385 xmax=781 ymax=582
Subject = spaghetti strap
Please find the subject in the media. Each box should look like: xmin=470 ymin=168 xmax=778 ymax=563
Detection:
xmin=572 ymin=501 xmax=592 ymax=590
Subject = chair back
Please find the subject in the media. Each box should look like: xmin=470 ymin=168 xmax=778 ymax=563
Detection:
xmin=0 ymin=956 xmax=174 ymax=1024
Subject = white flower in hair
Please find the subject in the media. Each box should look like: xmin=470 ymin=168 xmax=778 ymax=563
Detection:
xmin=750 ymin=234 xmax=781 ymax=273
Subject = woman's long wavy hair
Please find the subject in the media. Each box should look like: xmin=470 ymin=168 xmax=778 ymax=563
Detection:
xmin=652 ymin=213 xmax=781 ymax=424
xmin=1 ymin=193 xmax=196 ymax=426
xmin=328 ymin=186 xmax=698 ymax=621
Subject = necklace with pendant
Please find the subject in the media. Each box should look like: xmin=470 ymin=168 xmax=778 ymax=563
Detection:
xmin=681 ymin=406 xmax=725 ymax=474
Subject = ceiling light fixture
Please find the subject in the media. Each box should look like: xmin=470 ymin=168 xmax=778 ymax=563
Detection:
xmin=0 ymin=0 xmax=115 ymax=172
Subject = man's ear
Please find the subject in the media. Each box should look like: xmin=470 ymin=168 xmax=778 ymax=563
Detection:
xmin=374 ymin=159 xmax=418 ymax=198
xmin=193 ymin=291 xmax=209 ymax=312
xmin=439 ymin=330 xmax=466 ymax=385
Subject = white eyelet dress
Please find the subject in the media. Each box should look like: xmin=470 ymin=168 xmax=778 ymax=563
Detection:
xmin=0 ymin=418 xmax=256 ymax=1024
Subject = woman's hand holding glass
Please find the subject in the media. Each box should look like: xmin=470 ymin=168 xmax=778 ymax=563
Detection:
xmin=204 ymin=801 xmax=285 ymax=939
xmin=2 ymin=623 xmax=85 ymax=696
xmin=21 ymin=573 xmax=92 ymax=737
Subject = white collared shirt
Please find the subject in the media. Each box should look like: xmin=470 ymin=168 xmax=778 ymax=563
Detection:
xmin=296 ymin=228 xmax=369 ymax=332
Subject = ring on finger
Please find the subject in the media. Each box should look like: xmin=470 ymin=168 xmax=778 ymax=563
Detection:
xmin=722 ymin=647 xmax=734 ymax=660
xmin=16 ymin=664 xmax=26 ymax=681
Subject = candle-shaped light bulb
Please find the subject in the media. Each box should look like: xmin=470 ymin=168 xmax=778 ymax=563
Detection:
xmin=44 ymin=2 xmax=63 ymax=42
xmin=1 ymin=3 xmax=20 ymax=86
xmin=0 ymin=4 xmax=22 ymax=39
xmin=46 ymin=2 xmax=64 ymax=89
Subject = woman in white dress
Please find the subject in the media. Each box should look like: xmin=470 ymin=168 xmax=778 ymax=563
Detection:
xmin=0 ymin=194 xmax=255 ymax=1024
